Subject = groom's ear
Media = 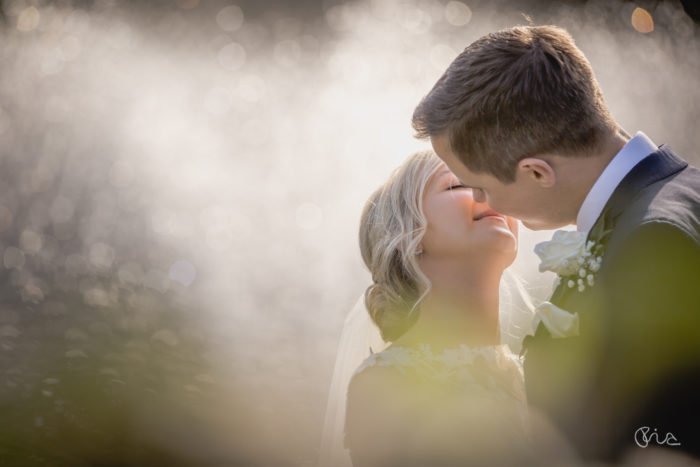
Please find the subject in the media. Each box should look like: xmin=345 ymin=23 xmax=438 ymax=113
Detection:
xmin=516 ymin=158 xmax=556 ymax=188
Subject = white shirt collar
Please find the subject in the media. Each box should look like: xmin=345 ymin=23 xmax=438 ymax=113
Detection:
xmin=576 ymin=131 xmax=657 ymax=232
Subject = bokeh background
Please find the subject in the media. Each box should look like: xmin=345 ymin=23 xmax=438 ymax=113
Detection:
xmin=0 ymin=0 xmax=698 ymax=465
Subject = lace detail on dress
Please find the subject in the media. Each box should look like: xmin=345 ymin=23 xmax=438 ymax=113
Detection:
xmin=346 ymin=343 xmax=534 ymax=461
xmin=352 ymin=343 xmax=526 ymax=402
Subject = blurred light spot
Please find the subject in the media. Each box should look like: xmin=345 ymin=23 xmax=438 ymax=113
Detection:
xmin=444 ymin=1 xmax=472 ymax=26
xmin=238 ymin=74 xmax=267 ymax=102
xmin=296 ymin=203 xmax=323 ymax=230
xmin=206 ymin=226 xmax=233 ymax=252
xmin=43 ymin=301 xmax=67 ymax=316
xmin=169 ymin=259 xmax=197 ymax=287
xmin=274 ymin=40 xmax=302 ymax=68
xmin=299 ymin=34 xmax=320 ymax=57
xmin=43 ymin=378 xmax=59 ymax=385
xmin=195 ymin=373 xmax=216 ymax=384
xmin=65 ymin=328 xmax=89 ymax=340
xmin=430 ymin=43 xmax=457 ymax=70
xmin=107 ymin=22 xmax=134 ymax=49
xmin=0 ymin=106 xmax=9 ymax=136
xmin=65 ymin=254 xmax=88 ymax=276
xmin=152 ymin=329 xmax=179 ymax=346
xmin=22 ymin=279 xmax=45 ymax=303
xmin=327 ymin=51 xmax=353 ymax=76
xmin=65 ymin=349 xmax=88 ymax=358
xmin=65 ymin=9 xmax=90 ymax=34
xmin=118 ymin=261 xmax=144 ymax=285
xmin=89 ymin=242 xmax=116 ymax=270
xmin=17 ymin=7 xmax=40 ymax=32
xmin=20 ymin=230 xmax=43 ymax=254
xmin=44 ymin=96 xmax=72 ymax=122
xmin=58 ymin=35 xmax=82 ymax=61
xmin=4 ymin=247 xmax=26 ymax=269
xmin=325 ymin=5 xmax=356 ymax=31
xmin=203 ymin=86 xmax=233 ymax=115
xmin=274 ymin=17 xmax=302 ymax=38
xmin=41 ymin=53 xmax=64 ymax=75
xmin=100 ymin=368 xmax=119 ymax=377
xmin=218 ymin=42 xmax=246 ymax=71
xmin=151 ymin=209 xmax=175 ymax=236
xmin=109 ymin=160 xmax=134 ymax=188
xmin=216 ymin=5 xmax=244 ymax=32
xmin=178 ymin=0 xmax=199 ymax=9
xmin=10 ymin=269 xmax=29 ymax=287
xmin=144 ymin=268 xmax=169 ymax=293
xmin=397 ymin=53 xmax=422 ymax=81
xmin=240 ymin=118 xmax=267 ymax=147
xmin=0 ymin=205 xmax=13 ymax=232
xmin=631 ymin=7 xmax=654 ymax=33
xmin=50 ymin=196 xmax=75 ymax=223
xmin=0 ymin=325 xmax=20 ymax=338
xmin=83 ymin=287 xmax=112 ymax=306
xmin=127 ymin=291 xmax=157 ymax=312
xmin=399 ymin=6 xmax=431 ymax=32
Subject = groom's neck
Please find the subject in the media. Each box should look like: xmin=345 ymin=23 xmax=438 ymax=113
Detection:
xmin=554 ymin=129 xmax=629 ymax=224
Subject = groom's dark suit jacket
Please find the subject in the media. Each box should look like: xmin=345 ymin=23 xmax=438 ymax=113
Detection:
xmin=523 ymin=145 xmax=700 ymax=461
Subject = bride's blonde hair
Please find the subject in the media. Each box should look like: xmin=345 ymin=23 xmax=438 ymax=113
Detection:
xmin=359 ymin=150 xmax=443 ymax=342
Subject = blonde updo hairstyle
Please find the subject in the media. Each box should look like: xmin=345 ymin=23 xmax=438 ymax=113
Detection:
xmin=359 ymin=150 xmax=444 ymax=342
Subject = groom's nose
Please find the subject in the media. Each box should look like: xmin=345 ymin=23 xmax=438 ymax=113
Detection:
xmin=471 ymin=188 xmax=487 ymax=204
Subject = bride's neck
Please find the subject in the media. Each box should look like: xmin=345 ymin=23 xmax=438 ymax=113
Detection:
xmin=392 ymin=259 xmax=503 ymax=352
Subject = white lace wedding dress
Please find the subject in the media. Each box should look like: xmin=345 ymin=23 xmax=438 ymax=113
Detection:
xmin=343 ymin=342 xmax=533 ymax=467
xmin=318 ymin=272 xmax=536 ymax=467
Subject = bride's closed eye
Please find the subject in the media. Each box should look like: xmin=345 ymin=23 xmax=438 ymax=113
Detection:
xmin=446 ymin=183 xmax=469 ymax=191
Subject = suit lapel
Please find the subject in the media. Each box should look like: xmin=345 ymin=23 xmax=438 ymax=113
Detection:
xmin=588 ymin=145 xmax=687 ymax=230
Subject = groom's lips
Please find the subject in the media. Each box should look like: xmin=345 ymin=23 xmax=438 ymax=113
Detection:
xmin=473 ymin=209 xmax=505 ymax=222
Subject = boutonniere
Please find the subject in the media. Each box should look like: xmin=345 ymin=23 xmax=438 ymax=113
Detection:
xmin=532 ymin=301 xmax=579 ymax=338
xmin=534 ymin=229 xmax=608 ymax=293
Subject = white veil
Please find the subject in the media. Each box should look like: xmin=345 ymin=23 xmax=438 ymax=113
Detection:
xmin=317 ymin=269 xmax=535 ymax=467
xmin=317 ymin=294 xmax=387 ymax=467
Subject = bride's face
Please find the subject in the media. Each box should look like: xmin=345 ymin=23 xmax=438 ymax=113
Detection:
xmin=420 ymin=166 xmax=518 ymax=264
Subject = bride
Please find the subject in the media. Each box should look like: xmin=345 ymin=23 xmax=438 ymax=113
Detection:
xmin=319 ymin=150 xmax=553 ymax=467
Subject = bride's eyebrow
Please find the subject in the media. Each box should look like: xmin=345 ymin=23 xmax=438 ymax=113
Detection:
xmin=429 ymin=169 xmax=452 ymax=189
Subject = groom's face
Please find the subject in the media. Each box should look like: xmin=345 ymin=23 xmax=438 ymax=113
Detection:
xmin=431 ymin=135 xmax=566 ymax=230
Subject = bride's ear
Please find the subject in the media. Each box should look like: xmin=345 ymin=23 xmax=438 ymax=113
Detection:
xmin=517 ymin=158 xmax=556 ymax=188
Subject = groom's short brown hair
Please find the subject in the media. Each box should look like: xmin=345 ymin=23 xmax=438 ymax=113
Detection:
xmin=412 ymin=25 xmax=618 ymax=183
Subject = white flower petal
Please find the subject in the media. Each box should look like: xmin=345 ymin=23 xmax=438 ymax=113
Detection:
xmin=534 ymin=230 xmax=587 ymax=275
xmin=532 ymin=302 xmax=580 ymax=338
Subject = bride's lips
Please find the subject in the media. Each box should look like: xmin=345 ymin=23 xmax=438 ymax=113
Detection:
xmin=473 ymin=208 xmax=506 ymax=222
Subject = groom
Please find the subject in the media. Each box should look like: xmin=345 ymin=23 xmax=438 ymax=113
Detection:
xmin=412 ymin=26 xmax=700 ymax=461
